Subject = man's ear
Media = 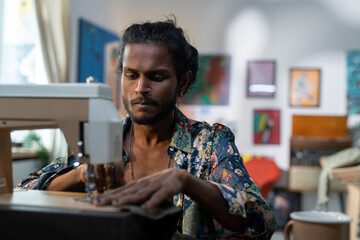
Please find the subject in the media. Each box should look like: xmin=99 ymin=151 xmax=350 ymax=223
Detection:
xmin=178 ymin=71 xmax=192 ymax=97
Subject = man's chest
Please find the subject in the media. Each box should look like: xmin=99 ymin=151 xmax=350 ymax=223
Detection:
xmin=123 ymin=147 xmax=174 ymax=181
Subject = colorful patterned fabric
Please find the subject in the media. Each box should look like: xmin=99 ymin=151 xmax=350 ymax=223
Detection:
xmin=17 ymin=108 xmax=275 ymax=239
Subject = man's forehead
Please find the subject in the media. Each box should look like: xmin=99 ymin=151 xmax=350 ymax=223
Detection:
xmin=124 ymin=42 xmax=168 ymax=56
xmin=123 ymin=43 xmax=175 ymax=71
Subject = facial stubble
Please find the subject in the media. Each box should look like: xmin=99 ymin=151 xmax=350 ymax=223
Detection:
xmin=123 ymin=93 xmax=177 ymax=125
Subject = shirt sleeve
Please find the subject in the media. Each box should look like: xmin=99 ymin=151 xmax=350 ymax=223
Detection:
xmin=209 ymin=124 xmax=276 ymax=239
xmin=16 ymin=155 xmax=76 ymax=190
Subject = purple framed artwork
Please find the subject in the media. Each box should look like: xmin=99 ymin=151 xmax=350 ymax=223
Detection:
xmin=246 ymin=60 xmax=276 ymax=98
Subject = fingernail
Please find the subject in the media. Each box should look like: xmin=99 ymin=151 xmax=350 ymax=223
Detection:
xmin=141 ymin=202 xmax=148 ymax=209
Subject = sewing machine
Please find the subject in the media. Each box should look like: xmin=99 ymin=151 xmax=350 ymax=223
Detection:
xmin=0 ymin=83 xmax=181 ymax=239
xmin=0 ymin=83 xmax=180 ymax=239
xmin=0 ymin=83 xmax=123 ymax=194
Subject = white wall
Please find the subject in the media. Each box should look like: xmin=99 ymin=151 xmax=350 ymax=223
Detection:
xmin=69 ymin=0 xmax=360 ymax=171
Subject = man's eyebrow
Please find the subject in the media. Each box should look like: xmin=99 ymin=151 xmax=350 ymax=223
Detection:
xmin=123 ymin=67 xmax=137 ymax=72
xmin=147 ymin=69 xmax=171 ymax=74
xmin=123 ymin=68 xmax=171 ymax=74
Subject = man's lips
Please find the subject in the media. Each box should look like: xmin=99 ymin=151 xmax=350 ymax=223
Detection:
xmin=130 ymin=97 xmax=157 ymax=106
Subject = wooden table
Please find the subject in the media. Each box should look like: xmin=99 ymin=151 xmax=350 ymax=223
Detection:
xmin=328 ymin=166 xmax=360 ymax=240
xmin=0 ymin=190 xmax=180 ymax=240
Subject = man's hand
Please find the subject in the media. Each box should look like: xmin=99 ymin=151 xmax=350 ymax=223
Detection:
xmin=89 ymin=167 xmax=245 ymax=231
xmin=89 ymin=168 xmax=188 ymax=209
xmin=80 ymin=161 xmax=125 ymax=193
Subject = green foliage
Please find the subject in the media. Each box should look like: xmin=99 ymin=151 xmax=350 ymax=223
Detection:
xmin=22 ymin=131 xmax=49 ymax=164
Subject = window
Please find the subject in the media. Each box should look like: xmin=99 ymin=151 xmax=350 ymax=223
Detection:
xmin=0 ymin=0 xmax=56 ymax=164
xmin=0 ymin=0 xmax=47 ymax=84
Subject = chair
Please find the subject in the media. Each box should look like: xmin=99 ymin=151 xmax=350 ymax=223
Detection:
xmin=244 ymin=156 xmax=280 ymax=199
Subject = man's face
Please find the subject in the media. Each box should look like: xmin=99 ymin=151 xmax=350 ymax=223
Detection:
xmin=121 ymin=43 xmax=178 ymax=125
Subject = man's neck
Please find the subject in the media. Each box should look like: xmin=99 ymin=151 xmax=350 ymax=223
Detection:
xmin=131 ymin=111 xmax=174 ymax=147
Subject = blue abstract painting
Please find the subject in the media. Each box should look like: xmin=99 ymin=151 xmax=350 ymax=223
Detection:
xmin=347 ymin=50 xmax=360 ymax=114
xmin=78 ymin=19 xmax=120 ymax=83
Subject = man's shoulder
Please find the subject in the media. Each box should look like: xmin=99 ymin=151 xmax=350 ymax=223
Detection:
xmin=175 ymin=108 xmax=233 ymax=136
xmin=191 ymin=120 xmax=229 ymax=131
xmin=191 ymin=120 xmax=233 ymax=139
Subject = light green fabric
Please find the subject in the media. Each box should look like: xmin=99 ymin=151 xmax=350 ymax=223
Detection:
xmin=316 ymin=147 xmax=360 ymax=210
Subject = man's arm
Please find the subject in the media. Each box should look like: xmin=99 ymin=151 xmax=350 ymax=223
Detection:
xmin=46 ymin=162 xmax=125 ymax=192
xmin=16 ymin=156 xmax=75 ymax=190
xmin=46 ymin=164 xmax=86 ymax=191
xmin=180 ymin=171 xmax=246 ymax=231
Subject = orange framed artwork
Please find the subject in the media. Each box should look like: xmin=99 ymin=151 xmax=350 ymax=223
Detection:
xmin=289 ymin=68 xmax=321 ymax=107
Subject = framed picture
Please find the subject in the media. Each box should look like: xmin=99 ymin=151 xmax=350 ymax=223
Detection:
xmin=253 ymin=109 xmax=280 ymax=144
xmin=181 ymin=55 xmax=230 ymax=105
xmin=289 ymin=68 xmax=321 ymax=107
xmin=78 ymin=18 xmax=121 ymax=111
xmin=347 ymin=50 xmax=360 ymax=114
xmin=78 ymin=18 xmax=120 ymax=83
xmin=246 ymin=60 xmax=276 ymax=98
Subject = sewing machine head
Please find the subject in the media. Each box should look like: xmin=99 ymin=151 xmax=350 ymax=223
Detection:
xmin=0 ymin=83 xmax=123 ymax=194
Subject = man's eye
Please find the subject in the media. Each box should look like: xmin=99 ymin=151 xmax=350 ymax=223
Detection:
xmin=151 ymin=75 xmax=165 ymax=82
xmin=125 ymin=73 xmax=138 ymax=80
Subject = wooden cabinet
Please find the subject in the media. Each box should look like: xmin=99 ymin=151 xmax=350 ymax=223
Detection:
xmin=288 ymin=115 xmax=352 ymax=192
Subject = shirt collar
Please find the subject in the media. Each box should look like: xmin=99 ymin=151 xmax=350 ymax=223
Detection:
xmin=122 ymin=108 xmax=192 ymax=154
xmin=170 ymin=108 xmax=192 ymax=153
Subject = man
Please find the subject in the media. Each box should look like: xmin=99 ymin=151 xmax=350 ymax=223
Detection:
xmin=18 ymin=19 xmax=275 ymax=239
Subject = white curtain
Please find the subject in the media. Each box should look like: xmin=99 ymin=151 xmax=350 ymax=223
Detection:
xmin=34 ymin=0 xmax=69 ymax=83
xmin=34 ymin=0 xmax=70 ymax=160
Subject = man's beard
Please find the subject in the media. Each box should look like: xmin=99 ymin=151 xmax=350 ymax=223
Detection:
xmin=123 ymin=95 xmax=176 ymax=125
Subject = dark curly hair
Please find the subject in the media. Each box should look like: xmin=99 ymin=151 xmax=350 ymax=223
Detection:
xmin=116 ymin=18 xmax=198 ymax=95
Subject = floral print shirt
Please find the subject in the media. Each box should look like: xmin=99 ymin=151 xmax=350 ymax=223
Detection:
xmin=17 ymin=108 xmax=275 ymax=239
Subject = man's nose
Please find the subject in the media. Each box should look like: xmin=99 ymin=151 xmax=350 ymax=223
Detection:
xmin=134 ymin=77 xmax=151 ymax=96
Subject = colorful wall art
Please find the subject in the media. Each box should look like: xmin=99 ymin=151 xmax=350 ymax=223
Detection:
xmin=253 ymin=109 xmax=280 ymax=144
xmin=347 ymin=50 xmax=360 ymax=114
xmin=78 ymin=18 xmax=120 ymax=83
xmin=289 ymin=68 xmax=320 ymax=107
xmin=246 ymin=61 xmax=276 ymax=98
xmin=181 ymin=55 xmax=230 ymax=105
